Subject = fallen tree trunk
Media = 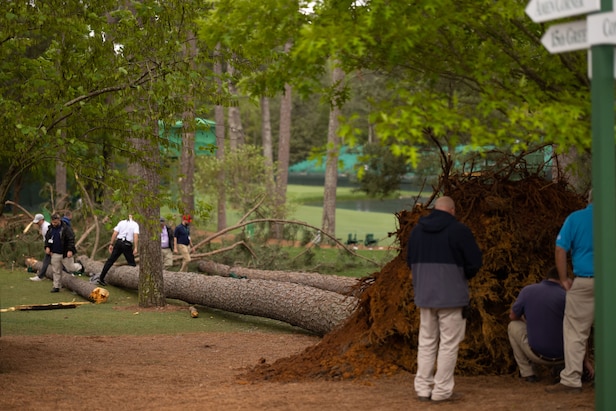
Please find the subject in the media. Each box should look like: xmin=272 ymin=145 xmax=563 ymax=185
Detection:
xmin=197 ymin=260 xmax=359 ymax=295
xmin=79 ymin=257 xmax=357 ymax=336
xmin=28 ymin=259 xmax=109 ymax=304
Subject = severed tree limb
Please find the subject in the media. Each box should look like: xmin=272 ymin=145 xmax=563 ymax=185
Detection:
xmin=4 ymin=200 xmax=31 ymax=217
xmin=193 ymin=218 xmax=381 ymax=267
xmin=73 ymin=173 xmax=120 ymax=257
xmin=79 ymin=256 xmax=356 ymax=335
xmin=134 ymin=241 xmax=256 ymax=265
xmin=237 ymin=195 xmax=266 ymax=225
xmin=197 ymin=260 xmax=360 ymax=295
xmin=190 ymin=241 xmax=258 ymax=260
xmin=1 ymin=302 xmax=91 ymax=312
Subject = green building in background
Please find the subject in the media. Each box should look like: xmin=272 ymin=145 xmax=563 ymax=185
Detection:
xmin=159 ymin=117 xmax=216 ymax=157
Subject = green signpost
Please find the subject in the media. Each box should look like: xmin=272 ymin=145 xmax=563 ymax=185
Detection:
xmin=588 ymin=4 xmax=616 ymax=410
xmin=527 ymin=0 xmax=615 ymax=408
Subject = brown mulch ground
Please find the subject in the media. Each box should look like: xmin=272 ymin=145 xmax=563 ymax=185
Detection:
xmin=0 ymin=333 xmax=594 ymax=411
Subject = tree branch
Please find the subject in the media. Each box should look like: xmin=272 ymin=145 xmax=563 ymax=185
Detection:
xmin=193 ymin=218 xmax=382 ymax=267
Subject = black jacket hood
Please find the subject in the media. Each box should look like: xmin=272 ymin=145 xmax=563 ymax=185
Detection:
xmin=418 ymin=209 xmax=455 ymax=233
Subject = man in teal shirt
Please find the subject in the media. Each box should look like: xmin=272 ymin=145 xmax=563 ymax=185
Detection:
xmin=547 ymin=190 xmax=593 ymax=393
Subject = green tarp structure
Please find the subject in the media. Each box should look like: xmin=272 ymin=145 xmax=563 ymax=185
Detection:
xmin=288 ymin=146 xmax=360 ymax=175
xmin=159 ymin=117 xmax=216 ymax=157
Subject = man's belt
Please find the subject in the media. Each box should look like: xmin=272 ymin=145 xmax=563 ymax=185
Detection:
xmin=531 ymin=347 xmax=563 ymax=362
xmin=117 ymin=238 xmax=133 ymax=246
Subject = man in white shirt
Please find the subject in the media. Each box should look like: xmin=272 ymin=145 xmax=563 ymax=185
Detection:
xmin=94 ymin=214 xmax=139 ymax=286
xmin=29 ymin=214 xmax=50 ymax=281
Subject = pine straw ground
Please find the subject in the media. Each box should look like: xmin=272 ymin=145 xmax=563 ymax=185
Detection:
xmin=243 ymin=175 xmax=586 ymax=382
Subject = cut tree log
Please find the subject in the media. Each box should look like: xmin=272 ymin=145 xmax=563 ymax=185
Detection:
xmin=197 ymin=260 xmax=359 ymax=295
xmin=28 ymin=258 xmax=109 ymax=304
xmin=78 ymin=257 xmax=357 ymax=336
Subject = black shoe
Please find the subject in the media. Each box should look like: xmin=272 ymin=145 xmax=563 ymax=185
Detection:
xmin=50 ymin=288 xmax=60 ymax=293
xmin=96 ymin=279 xmax=107 ymax=286
xmin=417 ymin=396 xmax=431 ymax=402
xmin=525 ymin=375 xmax=539 ymax=383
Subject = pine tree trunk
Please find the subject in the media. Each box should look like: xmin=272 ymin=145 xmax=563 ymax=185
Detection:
xmin=29 ymin=260 xmax=108 ymax=303
xmin=179 ymin=32 xmax=199 ymax=215
xmin=227 ymin=63 xmax=244 ymax=150
xmin=55 ymin=145 xmax=68 ymax=210
xmin=214 ymin=44 xmax=227 ymax=231
xmin=272 ymin=41 xmax=294 ymax=239
xmin=180 ymin=117 xmax=196 ymax=214
xmin=78 ymin=257 xmax=356 ymax=335
xmin=261 ymin=96 xmax=276 ymax=200
xmin=322 ymin=64 xmax=344 ymax=240
xmin=197 ymin=260 xmax=358 ymax=295
xmin=133 ymin=123 xmax=165 ymax=308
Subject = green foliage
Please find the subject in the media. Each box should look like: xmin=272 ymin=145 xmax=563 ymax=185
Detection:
xmin=195 ymin=144 xmax=292 ymax=217
xmin=197 ymin=0 xmax=311 ymax=97
xmin=355 ymin=143 xmax=410 ymax=198
xmin=333 ymin=0 xmax=589 ymax=152
xmin=196 ymin=0 xmax=593 ymax=186
xmin=0 ymin=0 xmax=219 ymax=211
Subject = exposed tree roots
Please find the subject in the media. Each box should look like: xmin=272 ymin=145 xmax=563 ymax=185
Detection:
xmin=242 ymin=175 xmax=585 ymax=381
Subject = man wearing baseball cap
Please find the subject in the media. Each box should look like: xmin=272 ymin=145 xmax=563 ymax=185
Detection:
xmin=29 ymin=214 xmax=51 ymax=281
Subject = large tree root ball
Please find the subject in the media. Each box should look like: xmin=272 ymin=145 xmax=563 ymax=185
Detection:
xmin=243 ymin=175 xmax=585 ymax=382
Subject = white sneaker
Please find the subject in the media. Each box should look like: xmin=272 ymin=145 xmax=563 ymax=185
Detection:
xmin=29 ymin=276 xmax=43 ymax=281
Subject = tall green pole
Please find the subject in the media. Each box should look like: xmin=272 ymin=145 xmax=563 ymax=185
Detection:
xmin=592 ymin=1 xmax=616 ymax=409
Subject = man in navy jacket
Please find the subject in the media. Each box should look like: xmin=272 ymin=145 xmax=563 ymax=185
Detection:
xmin=44 ymin=213 xmax=78 ymax=293
xmin=407 ymin=196 xmax=482 ymax=402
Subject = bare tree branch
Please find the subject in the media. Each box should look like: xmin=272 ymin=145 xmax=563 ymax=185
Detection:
xmin=193 ymin=218 xmax=381 ymax=267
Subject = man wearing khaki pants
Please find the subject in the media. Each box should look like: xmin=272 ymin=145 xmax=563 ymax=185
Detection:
xmin=546 ymin=190 xmax=594 ymax=394
xmin=174 ymin=214 xmax=194 ymax=272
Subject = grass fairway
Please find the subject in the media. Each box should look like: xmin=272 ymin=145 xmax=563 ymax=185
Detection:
xmin=292 ymin=205 xmax=398 ymax=247
xmin=193 ymin=185 xmax=409 ymax=248
xmin=0 ymin=269 xmax=310 ymax=336
xmin=1 ymin=185 xmax=407 ymax=337
xmin=287 ymin=185 xmax=409 ymax=247
xmin=286 ymin=185 xmax=373 ymax=202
